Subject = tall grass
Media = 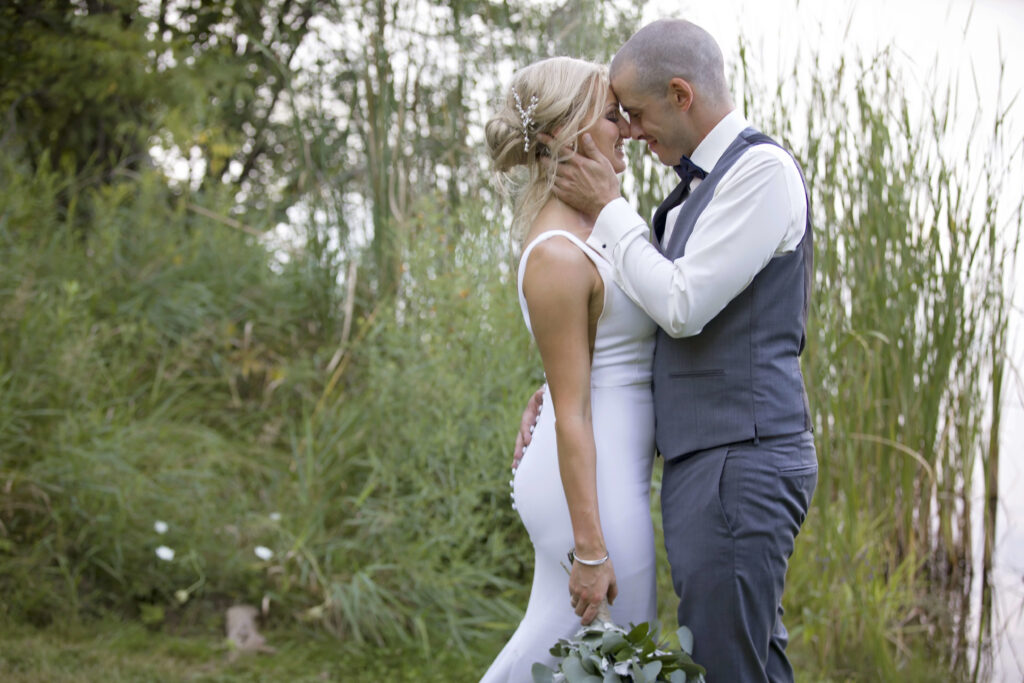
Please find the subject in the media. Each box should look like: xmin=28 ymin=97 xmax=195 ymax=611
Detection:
xmin=258 ymin=196 xmax=539 ymax=648
xmin=0 ymin=155 xmax=536 ymax=654
xmin=0 ymin=157 xmax=338 ymax=623
xmin=732 ymin=44 xmax=1023 ymax=679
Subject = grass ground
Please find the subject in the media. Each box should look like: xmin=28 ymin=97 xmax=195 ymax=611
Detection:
xmin=0 ymin=619 xmax=495 ymax=682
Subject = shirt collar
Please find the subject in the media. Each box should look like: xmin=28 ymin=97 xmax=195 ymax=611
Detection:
xmin=689 ymin=109 xmax=749 ymax=174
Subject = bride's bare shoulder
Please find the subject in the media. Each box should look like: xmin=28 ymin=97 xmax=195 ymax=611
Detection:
xmin=522 ymin=236 xmax=596 ymax=303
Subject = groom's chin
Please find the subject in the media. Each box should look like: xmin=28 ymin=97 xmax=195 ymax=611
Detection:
xmin=646 ymin=146 xmax=671 ymax=167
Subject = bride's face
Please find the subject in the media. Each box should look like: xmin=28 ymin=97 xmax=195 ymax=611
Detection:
xmin=584 ymin=87 xmax=629 ymax=174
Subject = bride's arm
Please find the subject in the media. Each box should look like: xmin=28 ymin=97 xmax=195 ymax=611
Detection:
xmin=522 ymin=236 xmax=617 ymax=625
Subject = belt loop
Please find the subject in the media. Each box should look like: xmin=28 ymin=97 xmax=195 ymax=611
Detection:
xmin=753 ymin=425 xmax=760 ymax=447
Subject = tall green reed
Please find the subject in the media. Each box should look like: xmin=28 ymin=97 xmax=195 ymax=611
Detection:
xmin=732 ymin=42 xmax=1022 ymax=678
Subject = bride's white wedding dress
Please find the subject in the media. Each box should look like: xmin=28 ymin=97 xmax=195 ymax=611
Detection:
xmin=481 ymin=230 xmax=658 ymax=682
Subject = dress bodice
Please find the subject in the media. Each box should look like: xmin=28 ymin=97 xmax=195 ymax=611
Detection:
xmin=517 ymin=230 xmax=656 ymax=387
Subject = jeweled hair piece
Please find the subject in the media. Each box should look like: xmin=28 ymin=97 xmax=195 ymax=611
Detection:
xmin=511 ymin=87 xmax=539 ymax=152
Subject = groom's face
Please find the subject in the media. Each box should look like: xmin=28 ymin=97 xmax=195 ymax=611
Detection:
xmin=612 ymin=67 xmax=690 ymax=166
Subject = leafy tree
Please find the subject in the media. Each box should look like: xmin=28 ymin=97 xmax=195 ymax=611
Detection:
xmin=0 ymin=0 xmax=158 ymax=178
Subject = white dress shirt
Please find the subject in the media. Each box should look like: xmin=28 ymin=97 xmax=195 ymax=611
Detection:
xmin=586 ymin=110 xmax=807 ymax=338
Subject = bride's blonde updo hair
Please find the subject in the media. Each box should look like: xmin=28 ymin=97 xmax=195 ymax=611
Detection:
xmin=485 ymin=57 xmax=609 ymax=243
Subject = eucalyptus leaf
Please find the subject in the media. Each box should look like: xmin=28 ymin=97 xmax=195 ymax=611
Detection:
xmin=642 ymin=661 xmax=663 ymax=679
xmin=626 ymin=622 xmax=649 ymax=643
xmin=676 ymin=626 xmax=694 ymax=655
xmin=675 ymin=655 xmax=706 ymax=676
xmin=600 ymin=630 xmax=628 ymax=655
xmin=563 ymin=655 xmax=590 ymax=683
xmin=668 ymin=670 xmax=688 ymax=683
xmin=631 ymin=660 xmax=650 ymax=683
xmin=532 ymin=663 xmax=556 ymax=683
xmin=601 ymin=668 xmax=622 ymax=683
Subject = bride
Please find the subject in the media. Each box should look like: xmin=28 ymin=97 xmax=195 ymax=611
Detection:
xmin=481 ymin=57 xmax=658 ymax=681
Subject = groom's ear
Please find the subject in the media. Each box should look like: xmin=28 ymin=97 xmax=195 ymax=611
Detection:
xmin=667 ymin=78 xmax=694 ymax=112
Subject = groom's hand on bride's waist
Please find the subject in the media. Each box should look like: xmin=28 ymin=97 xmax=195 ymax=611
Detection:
xmin=512 ymin=385 xmax=545 ymax=469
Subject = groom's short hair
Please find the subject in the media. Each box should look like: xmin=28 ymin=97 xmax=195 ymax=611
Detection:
xmin=611 ymin=19 xmax=732 ymax=108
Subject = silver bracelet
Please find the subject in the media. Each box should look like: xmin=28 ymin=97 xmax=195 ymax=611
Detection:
xmin=568 ymin=548 xmax=609 ymax=566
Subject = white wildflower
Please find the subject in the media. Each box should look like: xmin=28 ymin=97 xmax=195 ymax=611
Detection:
xmin=174 ymin=589 xmax=190 ymax=604
xmin=154 ymin=520 xmax=169 ymax=534
xmin=269 ymin=512 xmax=282 ymax=522
xmin=155 ymin=545 xmax=175 ymax=561
xmin=254 ymin=546 xmax=274 ymax=561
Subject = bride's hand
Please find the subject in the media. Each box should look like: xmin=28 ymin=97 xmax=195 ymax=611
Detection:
xmin=569 ymin=557 xmax=618 ymax=625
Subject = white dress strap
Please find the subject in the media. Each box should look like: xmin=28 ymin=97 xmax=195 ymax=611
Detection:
xmin=517 ymin=230 xmax=608 ymax=335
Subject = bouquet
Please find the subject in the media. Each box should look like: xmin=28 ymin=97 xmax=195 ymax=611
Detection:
xmin=531 ymin=602 xmax=706 ymax=683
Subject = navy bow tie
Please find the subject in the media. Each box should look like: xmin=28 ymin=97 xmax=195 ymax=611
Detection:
xmin=674 ymin=155 xmax=707 ymax=186
xmin=654 ymin=156 xmax=707 ymax=244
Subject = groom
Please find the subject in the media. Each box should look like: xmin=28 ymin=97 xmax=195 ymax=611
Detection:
xmin=517 ymin=18 xmax=817 ymax=683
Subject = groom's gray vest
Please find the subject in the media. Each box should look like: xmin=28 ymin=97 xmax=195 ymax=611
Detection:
xmin=653 ymin=128 xmax=813 ymax=460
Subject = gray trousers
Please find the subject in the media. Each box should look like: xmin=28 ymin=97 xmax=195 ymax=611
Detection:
xmin=661 ymin=431 xmax=817 ymax=683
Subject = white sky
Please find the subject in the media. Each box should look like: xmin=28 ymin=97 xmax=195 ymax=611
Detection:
xmin=641 ymin=0 xmax=1024 ymax=677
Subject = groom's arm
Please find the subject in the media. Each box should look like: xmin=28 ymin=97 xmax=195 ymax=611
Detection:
xmin=563 ymin=139 xmax=805 ymax=337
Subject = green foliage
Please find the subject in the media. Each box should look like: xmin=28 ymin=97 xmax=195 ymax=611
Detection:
xmin=0 ymin=156 xmax=538 ymax=655
xmin=248 ymin=198 xmax=539 ymax=646
xmin=0 ymin=0 xmax=158 ymax=176
xmin=734 ymin=41 xmax=1022 ymax=680
xmin=534 ymin=620 xmax=705 ymax=683
xmin=0 ymin=159 xmax=331 ymax=623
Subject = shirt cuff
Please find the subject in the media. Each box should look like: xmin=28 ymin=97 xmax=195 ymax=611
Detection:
xmin=586 ymin=198 xmax=649 ymax=260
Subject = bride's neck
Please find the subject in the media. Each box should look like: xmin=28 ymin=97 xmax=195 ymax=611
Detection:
xmin=537 ymin=196 xmax=593 ymax=232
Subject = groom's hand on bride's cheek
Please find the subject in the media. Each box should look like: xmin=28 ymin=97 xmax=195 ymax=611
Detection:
xmin=536 ymin=133 xmax=620 ymax=221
